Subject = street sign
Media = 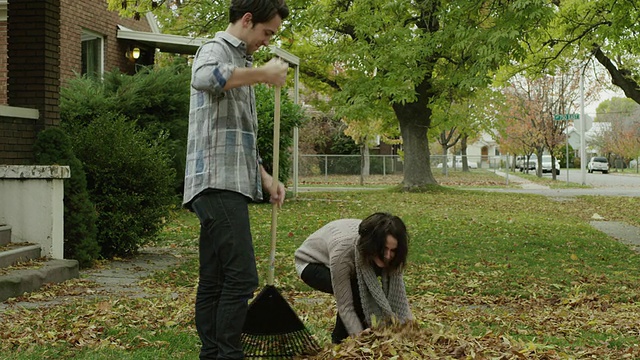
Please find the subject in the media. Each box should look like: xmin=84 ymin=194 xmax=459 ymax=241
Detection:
xmin=554 ymin=113 xmax=580 ymax=121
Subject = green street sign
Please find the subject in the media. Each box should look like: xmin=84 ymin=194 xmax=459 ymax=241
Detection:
xmin=554 ymin=113 xmax=580 ymax=121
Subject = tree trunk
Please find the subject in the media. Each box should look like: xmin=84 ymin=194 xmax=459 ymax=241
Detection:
xmin=360 ymin=142 xmax=370 ymax=186
xmin=536 ymin=149 xmax=543 ymax=177
xmin=393 ymin=100 xmax=437 ymax=189
xmin=363 ymin=142 xmax=370 ymax=177
xmin=461 ymin=134 xmax=469 ymax=171
xmin=441 ymin=139 xmax=449 ymax=175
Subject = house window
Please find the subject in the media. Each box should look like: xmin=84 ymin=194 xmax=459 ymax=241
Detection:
xmin=81 ymin=30 xmax=103 ymax=79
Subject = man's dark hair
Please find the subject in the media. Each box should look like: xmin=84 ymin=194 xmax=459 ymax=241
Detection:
xmin=229 ymin=0 xmax=289 ymax=24
xmin=357 ymin=212 xmax=409 ymax=272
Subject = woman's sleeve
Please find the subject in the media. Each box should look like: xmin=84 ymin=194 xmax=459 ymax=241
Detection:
xmin=399 ymin=273 xmax=414 ymax=320
xmin=330 ymin=243 xmax=364 ymax=336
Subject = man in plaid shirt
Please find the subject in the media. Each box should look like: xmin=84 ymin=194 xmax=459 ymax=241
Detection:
xmin=183 ymin=0 xmax=289 ymax=358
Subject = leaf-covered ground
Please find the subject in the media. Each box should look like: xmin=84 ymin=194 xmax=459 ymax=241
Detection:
xmin=2 ymin=171 xmax=640 ymax=359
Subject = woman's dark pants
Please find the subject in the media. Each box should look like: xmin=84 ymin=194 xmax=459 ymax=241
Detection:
xmin=300 ymin=263 xmax=366 ymax=344
xmin=191 ymin=190 xmax=259 ymax=360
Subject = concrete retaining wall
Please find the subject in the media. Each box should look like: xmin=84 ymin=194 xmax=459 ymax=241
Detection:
xmin=0 ymin=165 xmax=69 ymax=259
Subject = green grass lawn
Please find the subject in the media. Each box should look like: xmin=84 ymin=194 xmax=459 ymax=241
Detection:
xmin=2 ymin=171 xmax=640 ymax=359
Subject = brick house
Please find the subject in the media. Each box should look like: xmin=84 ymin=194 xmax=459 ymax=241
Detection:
xmin=0 ymin=0 xmax=207 ymax=164
xmin=0 ymin=1 xmax=208 ymax=269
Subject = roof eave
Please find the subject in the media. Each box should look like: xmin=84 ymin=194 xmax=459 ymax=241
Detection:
xmin=117 ymin=27 xmax=209 ymax=55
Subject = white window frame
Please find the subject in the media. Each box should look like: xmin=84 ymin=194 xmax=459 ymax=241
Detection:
xmin=81 ymin=29 xmax=104 ymax=79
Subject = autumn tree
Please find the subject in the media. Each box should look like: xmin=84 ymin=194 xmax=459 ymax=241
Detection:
xmin=297 ymin=113 xmax=358 ymax=176
xmin=593 ymin=97 xmax=640 ymax=169
xmin=343 ymin=114 xmax=400 ymax=184
xmin=500 ymin=83 xmax=544 ymax=174
xmin=498 ymin=67 xmax=603 ymax=178
xmin=496 ymin=116 xmax=535 ymax=171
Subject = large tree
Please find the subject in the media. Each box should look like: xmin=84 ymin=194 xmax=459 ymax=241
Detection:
xmin=287 ymin=0 xmax=555 ymax=189
xmin=110 ymin=0 xmax=556 ymax=189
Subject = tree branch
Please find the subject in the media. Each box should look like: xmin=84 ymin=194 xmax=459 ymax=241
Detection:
xmin=592 ymin=46 xmax=640 ymax=104
xmin=300 ymin=68 xmax=341 ymax=91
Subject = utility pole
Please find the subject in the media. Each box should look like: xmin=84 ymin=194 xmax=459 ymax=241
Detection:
xmin=579 ymin=68 xmax=586 ymax=185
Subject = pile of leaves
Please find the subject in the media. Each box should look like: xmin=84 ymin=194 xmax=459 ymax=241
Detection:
xmin=301 ymin=320 xmax=620 ymax=360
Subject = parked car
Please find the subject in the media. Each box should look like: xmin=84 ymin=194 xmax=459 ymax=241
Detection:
xmin=540 ymin=155 xmax=560 ymax=175
xmin=516 ymin=154 xmax=537 ymax=172
xmin=436 ymin=159 xmax=478 ymax=169
xmin=588 ymin=156 xmax=610 ymax=174
xmin=456 ymin=158 xmax=478 ymax=169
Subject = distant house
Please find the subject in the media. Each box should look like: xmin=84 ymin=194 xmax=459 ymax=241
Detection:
xmin=464 ymin=131 xmax=501 ymax=167
xmin=0 ymin=0 xmax=207 ymax=164
xmin=438 ymin=131 xmax=501 ymax=168
xmin=564 ymin=114 xmax=606 ymax=157
xmin=584 ymin=122 xmax=611 ymax=155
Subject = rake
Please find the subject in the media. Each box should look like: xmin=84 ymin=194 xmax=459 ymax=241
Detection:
xmin=241 ymin=86 xmax=321 ymax=359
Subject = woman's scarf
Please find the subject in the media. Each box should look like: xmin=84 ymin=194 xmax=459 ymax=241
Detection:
xmin=354 ymin=244 xmax=412 ymax=328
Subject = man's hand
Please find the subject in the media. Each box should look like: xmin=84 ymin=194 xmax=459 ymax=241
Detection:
xmin=261 ymin=58 xmax=288 ymax=86
xmin=261 ymin=166 xmax=285 ymax=208
xmin=268 ymin=180 xmax=286 ymax=208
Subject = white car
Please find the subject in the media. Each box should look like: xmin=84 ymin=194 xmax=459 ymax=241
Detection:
xmin=588 ymin=156 xmax=610 ymax=174
xmin=516 ymin=154 xmax=537 ymax=171
xmin=436 ymin=159 xmax=478 ymax=169
xmin=455 ymin=159 xmax=478 ymax=169
xmin=540 ymin=155 xmax=560 ymax=175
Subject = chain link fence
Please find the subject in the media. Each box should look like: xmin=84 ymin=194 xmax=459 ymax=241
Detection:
xmin=299 ymin=154 xmax=403 ymax=176
xmin=297 ymin=154 xmax=509 ymax=178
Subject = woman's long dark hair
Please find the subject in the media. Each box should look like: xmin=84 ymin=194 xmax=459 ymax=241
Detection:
xmin=357 ymin=212 xmax=409 ymax=272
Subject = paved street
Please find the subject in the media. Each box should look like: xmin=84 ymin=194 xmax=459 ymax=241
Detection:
xmin=492 ymin=169 xmax=640 ymax=197
xmin=539 ymin=168 xmax=640 ymax=188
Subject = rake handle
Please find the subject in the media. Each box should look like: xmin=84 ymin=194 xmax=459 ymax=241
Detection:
xmin=267 ymin=86 xmax=281 ymax=286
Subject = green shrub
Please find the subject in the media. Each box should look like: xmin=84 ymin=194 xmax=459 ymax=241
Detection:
xmin=60 ymin=62 xmax=190 ymax=197
xmin=33 ymin=127 xmax=100 ymax=268
xmin=256 ymin=85 xmax=307 ymax=186
xmin=64 ymin=114 xmax=176 ymax=258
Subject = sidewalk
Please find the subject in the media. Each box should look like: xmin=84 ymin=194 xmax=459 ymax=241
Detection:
xmin=0 ymin=247 xmax=185 ymax=312
xmin=492 ymin=170 xmax=550 ymax=190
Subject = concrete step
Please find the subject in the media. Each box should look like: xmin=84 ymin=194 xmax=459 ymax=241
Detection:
xmin=0 ymin=259 xmax=79 ymax=302
xmin=0 ymin=225 xmax=10 ymax=246
xmin=0 ymin=244 xmax=41 ymax=268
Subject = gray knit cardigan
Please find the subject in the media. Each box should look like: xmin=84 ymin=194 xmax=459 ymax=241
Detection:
xmin=294 ymin=219 xmax=413 ymax=335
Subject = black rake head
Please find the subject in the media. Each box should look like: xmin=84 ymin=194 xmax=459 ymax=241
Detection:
xmin=242 ymin=285 xmax=321 ymax=358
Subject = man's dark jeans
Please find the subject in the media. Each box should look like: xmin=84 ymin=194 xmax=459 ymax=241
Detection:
xmin=300 ymin=263 xmax=366 ymax=344
xmin=191 ymin=190 xmax=259 ymax=360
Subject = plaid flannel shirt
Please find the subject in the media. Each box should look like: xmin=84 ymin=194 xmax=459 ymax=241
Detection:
xmin=183 ymin=31 xmax=263 ymax=207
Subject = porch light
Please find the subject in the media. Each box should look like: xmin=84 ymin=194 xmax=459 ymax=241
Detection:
xmin=125 ymin=47 xmax=141 ymax=61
